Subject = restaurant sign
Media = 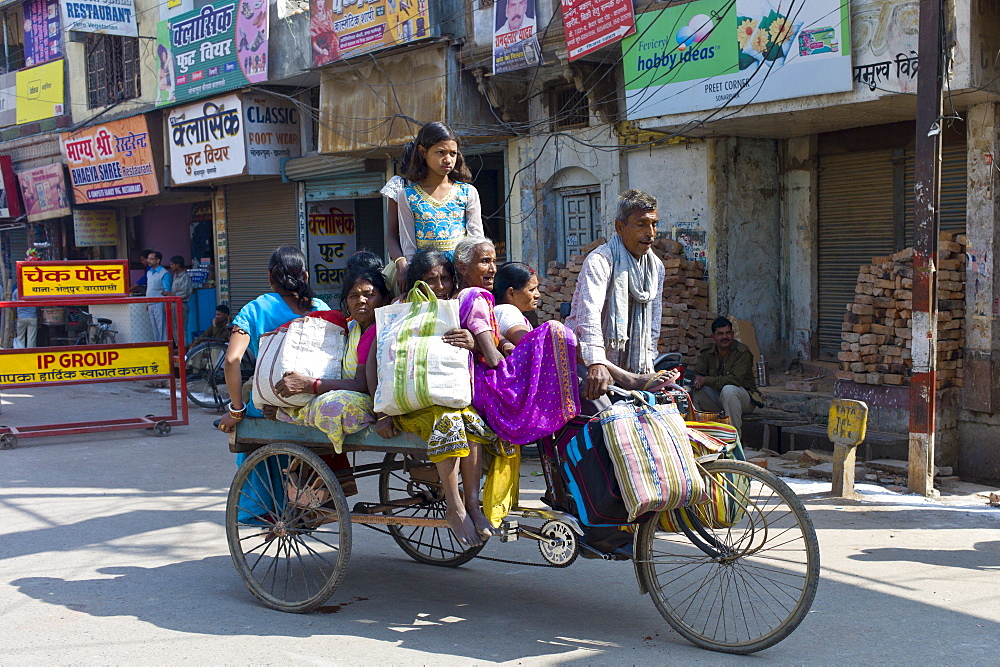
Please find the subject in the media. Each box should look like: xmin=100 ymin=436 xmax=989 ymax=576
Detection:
xmin=0 ymin=342 xmax=172 ymax=388
xmin=61 ymin=115 xmax=159 ymax=204
xmin=17 ymin=260 xmax=129 ymax=298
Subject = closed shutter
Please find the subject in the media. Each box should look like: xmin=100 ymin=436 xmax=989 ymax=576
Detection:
xmin=226 ymin=180 xmax=298 ymax=312
xmin=817 ymin=151 xmax=896 ymax=356
xmin=903 ymin=144 xmax=967 ymax=247
xmin=305 ymin=173 xmax=384 ymax=201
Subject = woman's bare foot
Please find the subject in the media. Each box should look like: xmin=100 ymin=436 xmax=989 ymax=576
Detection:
xmin=467 ymin=502 xmax=497 ymax=540
xmin=261 ymin=405 xmax=279 ymax=421
xmin=446 ymin=505 xmax=481 ymax=547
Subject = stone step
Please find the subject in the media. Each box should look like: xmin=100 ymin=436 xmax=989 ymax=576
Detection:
xmin=780 ymin=424 xmax=909 ymax=461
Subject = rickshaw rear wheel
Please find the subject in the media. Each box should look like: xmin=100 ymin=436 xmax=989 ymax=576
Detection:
xmin=635 ymin=459 xmax=819 ymax=654
xmin=226 ymin=443 xmax=351 ymax=613
xmin=378 ymin=452 xmax=485 ymax=567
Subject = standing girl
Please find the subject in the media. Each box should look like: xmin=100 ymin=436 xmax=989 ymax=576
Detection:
xmin=385 ymin=122 xmax=484 ymax=293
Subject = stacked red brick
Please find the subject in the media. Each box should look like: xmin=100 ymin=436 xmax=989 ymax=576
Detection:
xmin=536 ymin=237 xmax=717 ymax=361
xmin=836 ymin=232 xmax=965 ymax=389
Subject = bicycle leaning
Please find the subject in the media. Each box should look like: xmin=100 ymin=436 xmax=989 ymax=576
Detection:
xmin=73 ymin=310 xmax=117 ymax=346
xmin=186 ymin=337 xmax=255 ymax=410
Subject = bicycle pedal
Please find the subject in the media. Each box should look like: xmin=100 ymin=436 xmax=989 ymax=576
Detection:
xmin=499 ymin=520 xmax=518 ymax=542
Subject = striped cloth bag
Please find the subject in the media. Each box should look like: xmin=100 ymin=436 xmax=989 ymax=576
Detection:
xmin=600 ymin=395 xmax=708 ymax=522
xmin=660 ymin=422 xmax=749 ymax=532
xmin=373 ymin=282 xmax=472 ymax=415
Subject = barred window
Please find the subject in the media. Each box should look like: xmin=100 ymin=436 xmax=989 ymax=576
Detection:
xmin=85 ymin=34 xmax=140 ymax=109
xmin=550 ymin=86 xmax=589 ymax=131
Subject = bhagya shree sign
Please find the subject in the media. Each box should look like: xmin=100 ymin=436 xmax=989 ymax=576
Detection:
xmin=17 ymin=260 xmax=129 ymax=298
xmin=0 ymin=343 xmax=172 ymax=388
xmin=61 ymin=115 xmax=159 ymax=203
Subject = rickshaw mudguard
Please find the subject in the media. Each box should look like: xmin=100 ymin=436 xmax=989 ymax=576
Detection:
xmin=230 ymin=417 xmax=430 ymax=455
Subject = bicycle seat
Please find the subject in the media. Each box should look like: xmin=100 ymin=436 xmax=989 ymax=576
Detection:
xmin=97 ymin=318 xmax=113 ymax=325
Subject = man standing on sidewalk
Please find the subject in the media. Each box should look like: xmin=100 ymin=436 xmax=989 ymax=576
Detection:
xmin=12 ymin=286 xmax=38 ymax=347
xmin=145 ymin=250 xmax=172 ymax=341
xmin=166 ymin=255 xmax=193 ymax=338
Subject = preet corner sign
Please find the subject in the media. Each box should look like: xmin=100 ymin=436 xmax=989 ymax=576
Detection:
xmin=168 ymin=94 xmax=246 ymax=184
xmin=493 ymin=0 xmax=541 ymax=74
xmin=310 ymin=0 xmax=430 ymax=67
xmin=17 ymin=163 xmax=70 ymax=222
xmin=16 ymin=59 xmax=64 ymax=124
xmin=155 ymin=0 xmax=269 ymax=107
xmin=61 ymin=0 xmax=138 ymax=36
xmin=622 ymin=0 xmax=852 ymax=119
xmin=73 ymin=210 xmax=118 ymax=246
xmin=0 ymin=343 xmax=172 ymax=388
xmin=17 ymin=260 xmax=129 ymax=298
xmin=61 ymin=115 xmax=159 ymax=204
xmin=561 ymin=0 xmax=634 ymax=62
xmin=306 ymin=199 xmax=357 ymax=302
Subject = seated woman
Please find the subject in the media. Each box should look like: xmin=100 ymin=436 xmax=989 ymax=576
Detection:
xmin=492 ymin=261 xmax=539 ymax=346
xmin=404 ymin=248 xmax=456 ymax=300
xmin=271 ymin=265 xmax=391 ymax=452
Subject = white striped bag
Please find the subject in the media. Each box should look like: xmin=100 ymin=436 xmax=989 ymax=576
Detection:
xmin=252 ymin=315 xmax=347 ymax=409
xmin=600 ymin=394 xmax=708 ymax=522
xmin=373 ymin=282 xmax=472 ymax=416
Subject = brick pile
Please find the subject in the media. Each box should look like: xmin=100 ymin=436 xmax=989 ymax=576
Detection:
xmin=536 ymin=237 xmax=718 ymax=360
xmin=836 ymin=231 xmax=966 ymax=389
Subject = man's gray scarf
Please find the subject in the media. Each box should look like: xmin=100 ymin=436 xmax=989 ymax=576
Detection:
xmin=604 ymin=233 xmax=657 ymax=373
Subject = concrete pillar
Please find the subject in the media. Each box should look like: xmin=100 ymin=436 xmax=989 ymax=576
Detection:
xmin=782 ymin=135 xmax=818 ymax=360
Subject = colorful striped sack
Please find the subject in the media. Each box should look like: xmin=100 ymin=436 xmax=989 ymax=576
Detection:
xmin=660 ymin=422 xmax=749 ymax=532
xmin=600 ymin=395 xmax=708 ymax=522
xmin=373 ymin=282 xmax=472 ymax=415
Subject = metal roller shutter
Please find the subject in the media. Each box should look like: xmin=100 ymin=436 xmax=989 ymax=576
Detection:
xmin=304 ymin=173 xmax=385 ymax=201
xmin=226 ymin=180 xmax=299 ymax=312
xmin=903 ymin=144 xmax=967 ymax=247
xmin=817 ymin=151 xmax=896 ymax=356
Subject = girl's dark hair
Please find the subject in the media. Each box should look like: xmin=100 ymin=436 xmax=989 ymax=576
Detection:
xmin=339 ymin=267 xmax=391 ymax=314
xmin=406 ymin=249 xmax=455 ymax=294
xmin=400 ymin=121 xmax=473 ymax=183
xmin=345 ymin=250 xmax=384 ymax=273
xmin=269 ymin=246 xmax=315 ymax=311
xmin=398 ymin=141 xmax=415 ymax=180
xmin=493 ymin=262 xmax=536 ymax=305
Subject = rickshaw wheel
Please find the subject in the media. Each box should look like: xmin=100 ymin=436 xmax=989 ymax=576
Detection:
xmin=378 ymin=452 xmax=485 ymax=567
xmin=635 ymin=460 xmax=819 ymax=654
xmin=226 ymin=443 xmax=351 ymax=613
xmin=0 ymin=434 xmax=16 ymax=450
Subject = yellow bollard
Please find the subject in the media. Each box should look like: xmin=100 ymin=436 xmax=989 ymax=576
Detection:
xmin=827 ymin=399 xmax=869 ymax=498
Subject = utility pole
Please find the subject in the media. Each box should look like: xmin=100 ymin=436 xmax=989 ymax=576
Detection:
xmin=909 ymin=0 xmax=943 ymax=496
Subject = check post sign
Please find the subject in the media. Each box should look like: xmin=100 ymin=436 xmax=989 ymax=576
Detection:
xmin=0 ymin=343 xmax=172 ymax=388
xmin=17 ymin=260 xmax=129 ymax=298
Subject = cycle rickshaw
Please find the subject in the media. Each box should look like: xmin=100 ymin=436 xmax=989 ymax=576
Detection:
xmin=226 ymin=390 xmax=819 ymax=655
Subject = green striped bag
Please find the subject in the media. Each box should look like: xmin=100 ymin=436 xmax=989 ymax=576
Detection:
xmin=373 ymin=282 xmax=472 ymax=415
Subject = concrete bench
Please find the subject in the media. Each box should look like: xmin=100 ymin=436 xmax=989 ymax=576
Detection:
xmin=229 ymin=417 xmax=429 ymax=456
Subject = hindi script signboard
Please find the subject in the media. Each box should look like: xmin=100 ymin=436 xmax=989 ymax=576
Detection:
xmin=0 ymin=342 xmax=172 ymax=388
xmin=17 ymin=260 xmax=129 ymax=298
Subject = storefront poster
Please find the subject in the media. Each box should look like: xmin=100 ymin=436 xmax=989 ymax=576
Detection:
xmin=0 ymin=342 xmax=172 ymax=388
xmin=23 ymin=0 xmax=62 ymax=67
xmin=493 ymin=0 xmax=541 ymax=74
xmin=310 ymin=0 xmax=430 ymax=67
xmin=17 ymin=259 xmax=129 ymax=298
xmin=851 ymin=0 xmax=919 ymax=95
xmin=168 ymin=94 xmax=247 ymax=185
xmin=307 ymin=199 xmax=357 ymax=303
xmin=0 ymin=156 xmax=21 ymax=219
xmin=61 ymin=0 xmax=138 ymax=36
xmin=73 ymin=210 xmax=118 ymax=246
xmin=0 ymin=72 xmax=16 ymax=127
xmin=244 ymin=93 xmax=301 ymax=175
xmin=561 ymin=0 xmax=634 ymax=61
xmin=17 ymin=163 xmax=70 ymax=222
xmin=622 ymin=0 xmax=852 ymax=119
xmin=61 ymin=115 xmax=160 ymax=204
xmin=155 ymin=0 xmax=269 ymax=108
xmin=16 ymin=59 xmax=64 ymax=124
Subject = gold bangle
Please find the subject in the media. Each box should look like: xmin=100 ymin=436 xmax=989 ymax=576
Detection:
xmin=394 ymin=256 xmax=406 ymax=264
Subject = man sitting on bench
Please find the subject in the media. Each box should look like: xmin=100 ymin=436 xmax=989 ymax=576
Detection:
xmin=691 ymin=317 xmax=762 ymax=437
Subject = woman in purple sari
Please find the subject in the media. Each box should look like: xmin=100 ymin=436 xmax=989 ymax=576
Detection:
xmin=453 ymin=237 xmax=581 ymax=444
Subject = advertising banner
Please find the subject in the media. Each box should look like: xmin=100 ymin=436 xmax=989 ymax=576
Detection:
xmin=561 ymin=0 xmax=634 ymax=61
xmin=310 ymin=0 xmax=430 ymax=67
xmin=0 ymin=72 xmax=16 ymax=127
xmin=306 ymin=199 xmax=356 ymax=303
xmin=61 ymin=0 xmax=138 ymax=36
xmin=61 ymin=115 xmax=159 ymax=204
xmin=244 ymin=93 xmax=301 ymax=175
xmin=23 ymin=0 xmax=62 ymax=67
xmin=0 ymin=156 xmax=22 ymax=219
xmin=493 ymin=0 xmax=541 ymax=74
xmin=0 ymin=342 xmax=172 ymax=388
xmin=168 ymin=94 xmax=247 ymax=184
xmin=155 ymin=0 xmax=268 ymax=107
xmin=17 ymin=163 xmax=70 ymax=222
xmin=851 ymin=0 xmax=919 ymax=95
xmin=72 ymin=210 xmax=119 ymax=246
xmin=622 ymin=0 xmax=852 ymax=119
xmin=17 ymin=259 xmax=129 ymax=298
xmin=16 ymin=60 xmax=64 ymax=124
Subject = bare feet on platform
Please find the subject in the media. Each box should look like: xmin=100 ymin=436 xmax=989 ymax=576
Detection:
xmin=446 ymin=505 xmax=482 ymax=547
xmin=467 ymin=503 xmax=497 ymax=540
